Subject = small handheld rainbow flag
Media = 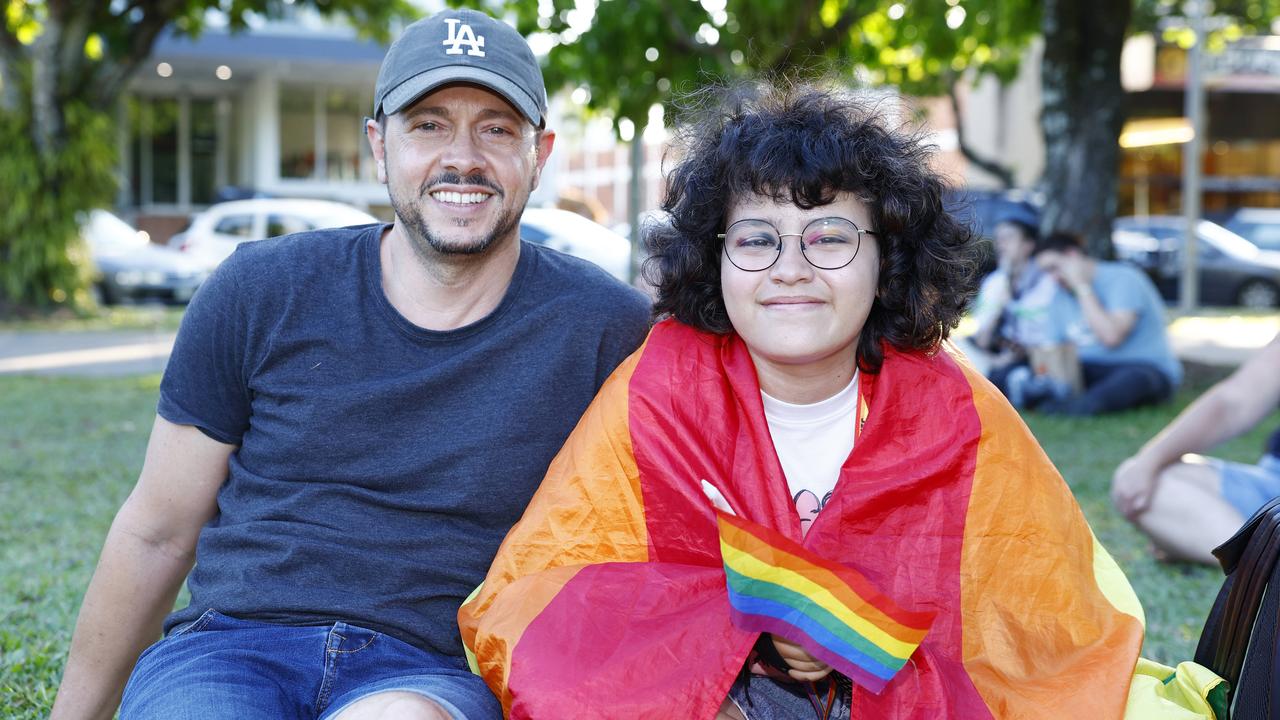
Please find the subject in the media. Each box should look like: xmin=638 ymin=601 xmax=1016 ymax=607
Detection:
xmin=718 ymin=510 xmax=935 ymax=694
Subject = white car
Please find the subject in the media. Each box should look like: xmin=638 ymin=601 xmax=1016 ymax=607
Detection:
xmin=520 ymin=207 xmax=633 ymax=282
xmin=173 ymin=198 xmax=379 ymax=270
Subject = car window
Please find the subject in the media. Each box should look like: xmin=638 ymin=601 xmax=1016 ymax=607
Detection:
xmin=214 ymin=214 xmax=255 ymax=238
xmin=1227 ymin=221 xmax=1280 ymax=252
xmin=267 ymin=214 xmax=315 ymax=237
xmin=1199 ymin=221 xmax=1259 ymax=257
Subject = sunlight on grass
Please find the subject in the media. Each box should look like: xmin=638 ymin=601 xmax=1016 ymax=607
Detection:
xmin=3 ymin=367 xmax=1278 ymax=714
xmin=0 ymin=375 xmax=159 ymax=718
xmin=0 ymin=305 xmax=185 ymax=333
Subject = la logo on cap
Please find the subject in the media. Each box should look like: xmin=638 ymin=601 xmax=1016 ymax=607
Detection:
xmin=443 ymin=18 xmax=485 ymax=57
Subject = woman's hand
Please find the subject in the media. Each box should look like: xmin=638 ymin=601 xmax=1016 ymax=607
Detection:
xmin=771 ymin=634 xmax=834 ymax=682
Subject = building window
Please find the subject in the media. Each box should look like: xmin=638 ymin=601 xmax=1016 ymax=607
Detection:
xmin=326 ymin=88 xmax=376 ymax=182
xmin=126 ymin=94 xmax=235 ymax=209
xmin=129 ymin=97 xmax=179 ymax=205
xmin=280 ymin=84 xmax=374 ymax=182
xmin=280 ymin=86 xmax=316 ymax=179
xmin=191 ymin=98 xmax=219 ymax=204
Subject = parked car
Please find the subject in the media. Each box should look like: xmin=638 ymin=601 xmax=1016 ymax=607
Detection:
xmin=172 ymin=198 xmax=379 ymax=270
xmin=1211 ymin=208 xmax=1280 ymax=253
xmin=83 ymin=209 xmax=207 ymax=305
xmin=1112 ymin=215 xmax=1280 ymax=308
xmin=520 ymin=207 xmax=632 ymax=282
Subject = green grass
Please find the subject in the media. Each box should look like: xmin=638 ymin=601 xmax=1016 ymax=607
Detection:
xmin=1025 ymin=365 xmax=1280 ymax=665
xmin=1 ymin=367 xmax=1276 ymax=715
xmin=0 ymin=305 xmax=185 ymax=333
xmin=0 ymin=374 xmax=159 ymax=718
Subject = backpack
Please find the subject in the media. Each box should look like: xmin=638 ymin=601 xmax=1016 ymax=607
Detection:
xmin=1196 ymin=495 xmax=1280 ymax=718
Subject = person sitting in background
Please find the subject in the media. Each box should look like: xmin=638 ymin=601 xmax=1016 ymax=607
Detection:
xmin=1029 ymin=231 xmax=1181 ymax=415
xmin=1112 ymin=332 xmax=1280 ymax=564
xmin=964 ymin=215 xmax=1057 ymax=392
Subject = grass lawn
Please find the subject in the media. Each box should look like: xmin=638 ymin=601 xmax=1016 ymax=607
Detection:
xmin=1 ymin=367 xmax=1276 ymax=716
xmin=1025 ymin=365 xmax=1279 ymax=664
xmin=0 ymin=305 xmax=185 ymax=333
xmin=0 ymin=374 xmax=160 ymax=718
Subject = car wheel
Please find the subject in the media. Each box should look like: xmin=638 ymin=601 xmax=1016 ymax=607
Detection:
xmin=1236 ymin=279 xmax=1280 ymax=309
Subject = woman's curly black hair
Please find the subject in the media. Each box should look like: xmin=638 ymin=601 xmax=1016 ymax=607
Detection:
xmin=642 ymin=79 xmax=980 ymax=373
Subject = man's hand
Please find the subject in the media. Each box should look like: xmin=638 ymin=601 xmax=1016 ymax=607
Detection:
xmin=771 ymin=634 xmax=834 ymax=682
xmin=1054 ymin=252 xmax=1092 ymax=292
xmin=1112 ymin=455 xmax=1162 ymax=520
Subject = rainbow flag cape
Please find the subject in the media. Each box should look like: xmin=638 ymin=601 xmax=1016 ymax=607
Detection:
xmin=717 ymin=511 xmax=933 ymax=694
xmin=459 ymin=320 xmax=1145 ymax=719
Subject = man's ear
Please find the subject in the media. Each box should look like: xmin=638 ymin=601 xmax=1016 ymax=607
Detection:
xmin=366 ymin=116 xmax=388 ymax=185
xmin=530 ymin=129 xmax=556 ymax=190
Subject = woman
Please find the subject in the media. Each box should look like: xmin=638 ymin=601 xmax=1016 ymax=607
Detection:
xmin=459 ymin=81 xmax=1145 ymax=719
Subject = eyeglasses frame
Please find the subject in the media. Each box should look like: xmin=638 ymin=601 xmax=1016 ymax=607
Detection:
xmin=717 ymin=216 xmax=879 ymax=272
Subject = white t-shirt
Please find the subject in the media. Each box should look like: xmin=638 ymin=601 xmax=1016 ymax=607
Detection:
xmin=761 ymin=373 xmax=859 ymax=536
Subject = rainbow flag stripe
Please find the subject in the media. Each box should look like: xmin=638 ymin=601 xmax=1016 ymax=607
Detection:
xmin=718 ymin=511 xmax=934 ymax=693
xmin=460 ymin=321 xmax=1147 ymax=719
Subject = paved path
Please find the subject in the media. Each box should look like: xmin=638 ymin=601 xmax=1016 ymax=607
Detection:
xmin=0 ymin=314 xmax=1275 ymax=378
xmin=0 ymin=329 xmax=177 ymax=377
xmin=1167 ymin=315 xmax=1279 ymax=368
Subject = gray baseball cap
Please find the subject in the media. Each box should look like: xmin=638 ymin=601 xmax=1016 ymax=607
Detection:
xmin=373 ymin=9 xmax=547 ymax=128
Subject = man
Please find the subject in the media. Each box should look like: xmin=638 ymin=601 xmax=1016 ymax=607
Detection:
xmin=1029 ymin=231 xmax=1180 ymax=415
xmin=51 ymin=9 xmax=651 ymax=720
xmin=1113 ymin=333 xmax=1280 ymax=564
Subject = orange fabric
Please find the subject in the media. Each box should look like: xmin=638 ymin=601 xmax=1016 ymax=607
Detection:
xmin=458 ymin=347 xmax=648 ymax=714
xmin=957 ymin=361 xmax=1144 ymax=718
xmin=460 ymin=325 xmax=1145 ymax=719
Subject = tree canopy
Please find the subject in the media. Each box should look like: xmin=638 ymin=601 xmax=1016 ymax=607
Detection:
xmin=0 ymin=0 xmax=414 ymax=308
xmin=486 ymin=0 xmax=1280 ymax=256
xmin=495 ymin=0 xmax=1039 ymax=132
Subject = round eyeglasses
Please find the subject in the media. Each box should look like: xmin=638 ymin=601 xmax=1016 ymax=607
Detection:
xmin=718 ymin=217 xmax=877 ymax=272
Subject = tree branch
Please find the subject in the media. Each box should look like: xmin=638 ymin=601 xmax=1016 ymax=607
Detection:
xmin=664 ymin=7 xmax=731 ymax=68
xmin=809 ymin=4 xmax=862 ymax=53
xmin=766 ymin=0 xmax=828 ymax=74
xmin=947 ymin=74 xmax=1016 ymax=189
xmin=88 ymin=3 xmax=180 ymax=107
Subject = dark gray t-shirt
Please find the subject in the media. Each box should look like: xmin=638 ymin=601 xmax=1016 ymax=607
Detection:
xmin=158 ymin=224 xmax=651 ymax=658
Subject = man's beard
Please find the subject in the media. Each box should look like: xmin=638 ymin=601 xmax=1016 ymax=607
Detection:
xmin=390 ymin=171 xmax=524 ymax=257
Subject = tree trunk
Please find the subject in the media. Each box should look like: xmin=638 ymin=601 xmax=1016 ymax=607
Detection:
xmin=30 ymin=21 xmax=64 ymax=156
xmin=1039 ymin=0 xmax=1132 ymax=258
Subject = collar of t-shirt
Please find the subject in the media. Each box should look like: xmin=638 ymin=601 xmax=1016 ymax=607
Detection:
xmin=760 ymin=372 xmax=860 ymax=536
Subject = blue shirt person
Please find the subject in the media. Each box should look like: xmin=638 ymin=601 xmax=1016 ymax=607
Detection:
xmin=1030 ymin=231 xmax=1180 ymax=415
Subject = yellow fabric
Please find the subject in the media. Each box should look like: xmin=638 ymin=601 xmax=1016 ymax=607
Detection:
xmin=1125 ymin=658 xmax=1226 ymax=720
xmin=1092 ymin=530 xmax=1147 ymax=627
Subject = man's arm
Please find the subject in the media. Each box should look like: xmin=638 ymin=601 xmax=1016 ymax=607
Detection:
xmin=1112 ymin=332 xmax=1280 ymax=518
xmin=50 ymin=416 xmax=234 ymax=720
xmin=1071 ymin=283 xmax=1137 ymax=348
xmin=1053 ymin=254 xmax=1137 ymax=348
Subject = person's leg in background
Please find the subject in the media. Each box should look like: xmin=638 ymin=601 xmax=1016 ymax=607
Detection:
xmin=1041 ymin=362 xmax=1171 ymax=416
xmin=1134 ymin=455 xmax=1280 ymax=564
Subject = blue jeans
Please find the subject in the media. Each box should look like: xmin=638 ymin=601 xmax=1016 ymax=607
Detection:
xmin=1039 ymin=361 xmax=1172 ymax=416
xmin=120 ymin=609 xmax=501 ymax=719
xmin=1218 ymin=454 xmax=1280 ymax=519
